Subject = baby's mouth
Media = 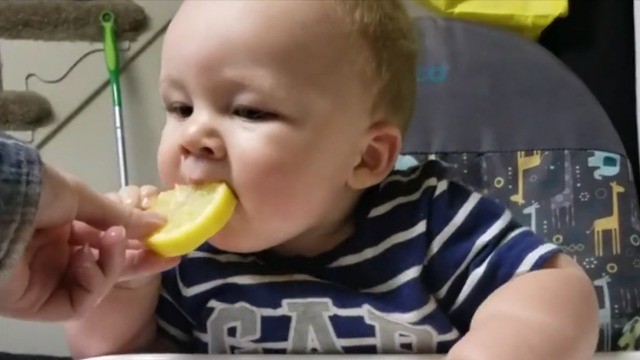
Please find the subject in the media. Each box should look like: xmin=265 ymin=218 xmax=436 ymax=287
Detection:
xmin=181 ymin=156 xmax=227 ymax=185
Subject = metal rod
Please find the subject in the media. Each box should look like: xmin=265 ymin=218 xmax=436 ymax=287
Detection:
xmin=114 ymin=105 xmax=128 ymax=187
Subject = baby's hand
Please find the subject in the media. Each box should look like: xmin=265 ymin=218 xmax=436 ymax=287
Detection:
xmin=106 ymin=185 xmax=160 ymax=211
xmin=104 ymin=185 xmax=177 ymax=289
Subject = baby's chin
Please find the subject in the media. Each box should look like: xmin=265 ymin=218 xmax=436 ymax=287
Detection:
xmin=206 ymin=233 xmax=270 ymax=254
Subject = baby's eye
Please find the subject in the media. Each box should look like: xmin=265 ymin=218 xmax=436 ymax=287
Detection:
xmin=233 ymin=106 xmax=277 ymax=121
xmin=167 ymin=104 xmax=194 ymax=119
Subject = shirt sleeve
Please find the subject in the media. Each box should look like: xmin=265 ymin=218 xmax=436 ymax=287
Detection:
xmin=155 ymin=265 xmax=195 ymax=351
xmin=0 ymin=132 xmax=41 ymax=281
xmin=422 ymin=178 xmax=562 ymax=333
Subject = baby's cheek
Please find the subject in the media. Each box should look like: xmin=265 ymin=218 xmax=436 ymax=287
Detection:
xmin=156 ymin=124 xmax=185 ymax=187
xmin=157 ymin=150 xmax=182 ymax=188
xmin=240 ymin=162 xmax=312 ymax=221
xmin=233 ymin=142 xmax=330 ymax=226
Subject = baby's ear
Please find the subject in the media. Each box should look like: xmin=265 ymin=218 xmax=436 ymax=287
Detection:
xmin=347 ymin=120 xmax=402 ymax=190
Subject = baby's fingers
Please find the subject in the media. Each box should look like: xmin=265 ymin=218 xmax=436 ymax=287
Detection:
xmin=115 ymin=185 xmax=159 ymax=210
xmin=140 ymin=185 xmax=160 ymax=209
xmin=118 ymin=186 xmax=143 ymax=208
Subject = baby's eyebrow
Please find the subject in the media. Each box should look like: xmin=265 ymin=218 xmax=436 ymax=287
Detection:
xmin=221 ymin=69 xmax=283 ymax=96
xmin=158 ymin=78 xmax=186 ymax=92
xmin=158 ymin=69 xmax=304 ymax=112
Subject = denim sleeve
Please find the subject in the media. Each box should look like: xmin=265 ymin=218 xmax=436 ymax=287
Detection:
xmin=0 ymin=132 xmax=42 ymax=280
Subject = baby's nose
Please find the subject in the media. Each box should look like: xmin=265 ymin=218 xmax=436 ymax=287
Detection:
xmin=180 ymin=119 xmax=225 ymax=159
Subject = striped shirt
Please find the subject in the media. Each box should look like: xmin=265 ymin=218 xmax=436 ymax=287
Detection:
xmin=156 ymin=160 xmax=561 ymax=354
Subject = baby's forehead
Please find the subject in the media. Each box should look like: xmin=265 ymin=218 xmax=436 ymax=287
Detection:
xmin=161 ymin=0 xmax=378 ymax=115
xmin=166 ymin=1 xmax=367 ymax=78
xmin=172 ymin=1 xmax=356 ymax=47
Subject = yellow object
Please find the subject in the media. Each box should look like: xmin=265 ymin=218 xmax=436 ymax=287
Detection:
xmin=145 ymin=182 xmax=237 ymax=257
xmin=414 ymin=0 xmax=569 ymax=40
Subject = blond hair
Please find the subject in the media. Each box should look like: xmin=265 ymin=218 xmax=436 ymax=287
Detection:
xmin=334 ymin=0 xmax=418 ymax=131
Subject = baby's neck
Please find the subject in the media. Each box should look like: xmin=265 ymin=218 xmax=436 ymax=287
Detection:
xmin=274 ymin=218 xmax=354 ymax=258
xmin=271 ymin=192 xmax=362 ymax=258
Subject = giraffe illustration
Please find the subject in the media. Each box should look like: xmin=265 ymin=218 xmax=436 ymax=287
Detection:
xmin=594 ymin=275 xmax=612 ymax=351
xmin=618 ymin=316 xmax=640 ymax=351
xmin=523 ymin=201 xmax=540 ymax=233
xmin=510 ymin=151 xmax=544 ymax=205
xmin=589 ymin=181 xmax=625 ymax=257
xmin=550 ymin=151 xmax=575 ymax=229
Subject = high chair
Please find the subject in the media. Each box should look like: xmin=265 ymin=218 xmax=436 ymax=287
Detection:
xmin=399 ymin=12 xmax=640 ymax=355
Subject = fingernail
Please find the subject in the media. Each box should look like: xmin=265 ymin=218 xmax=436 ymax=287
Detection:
xmin=81 ymin=243 xmax=95 ymax=263
xmin=82 ymin=243 xmax=92 ymax=255
xmin=141 ymin=197 xmax=154 ymax=209
xmin=106 ymin=226 xmax=125 ymax=239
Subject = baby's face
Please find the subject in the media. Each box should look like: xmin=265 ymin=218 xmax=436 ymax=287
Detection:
xmin=156 ymin=0 xmax=377 ymax=254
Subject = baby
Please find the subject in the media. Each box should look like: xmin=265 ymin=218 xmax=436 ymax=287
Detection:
xmin=65 ymin=1 xmax=599 ymax=359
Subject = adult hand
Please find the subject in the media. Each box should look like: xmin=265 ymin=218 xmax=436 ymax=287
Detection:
xmin=34 ymin=163 xmax=160 ymax=231
xmin=0 ymin=164 xmax=175 ymax=321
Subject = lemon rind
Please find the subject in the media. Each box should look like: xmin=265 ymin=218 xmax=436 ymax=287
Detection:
xmin=145 ymin=183 xmax=237 ymax=257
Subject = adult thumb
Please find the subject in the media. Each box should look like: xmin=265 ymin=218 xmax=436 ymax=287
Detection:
xmin=73 ymin=180 xmax=166 ymax=239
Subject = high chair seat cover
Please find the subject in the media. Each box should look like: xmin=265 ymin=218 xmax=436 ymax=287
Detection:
xmin=401 ymin=13 xmax=640 ymax=352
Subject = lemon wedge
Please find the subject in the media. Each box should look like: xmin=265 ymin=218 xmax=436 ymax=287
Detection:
xmin=144 ymin=182 xmax=237 ymax=257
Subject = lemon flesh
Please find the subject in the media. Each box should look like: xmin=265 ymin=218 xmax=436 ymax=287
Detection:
xmin=144 ymin=182 xmax=236 ymax=257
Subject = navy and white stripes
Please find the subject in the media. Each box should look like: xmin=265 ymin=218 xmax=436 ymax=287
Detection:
xmin=156 ymin=160 xmax=560 ymax=354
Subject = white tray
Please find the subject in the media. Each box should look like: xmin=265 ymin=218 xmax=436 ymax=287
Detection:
xmin=88 ymin=352 xmax=640 ymax=360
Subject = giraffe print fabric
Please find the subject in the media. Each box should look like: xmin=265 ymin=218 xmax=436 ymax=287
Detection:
xmin=395 ymin=149 xmax=640 ymax=352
